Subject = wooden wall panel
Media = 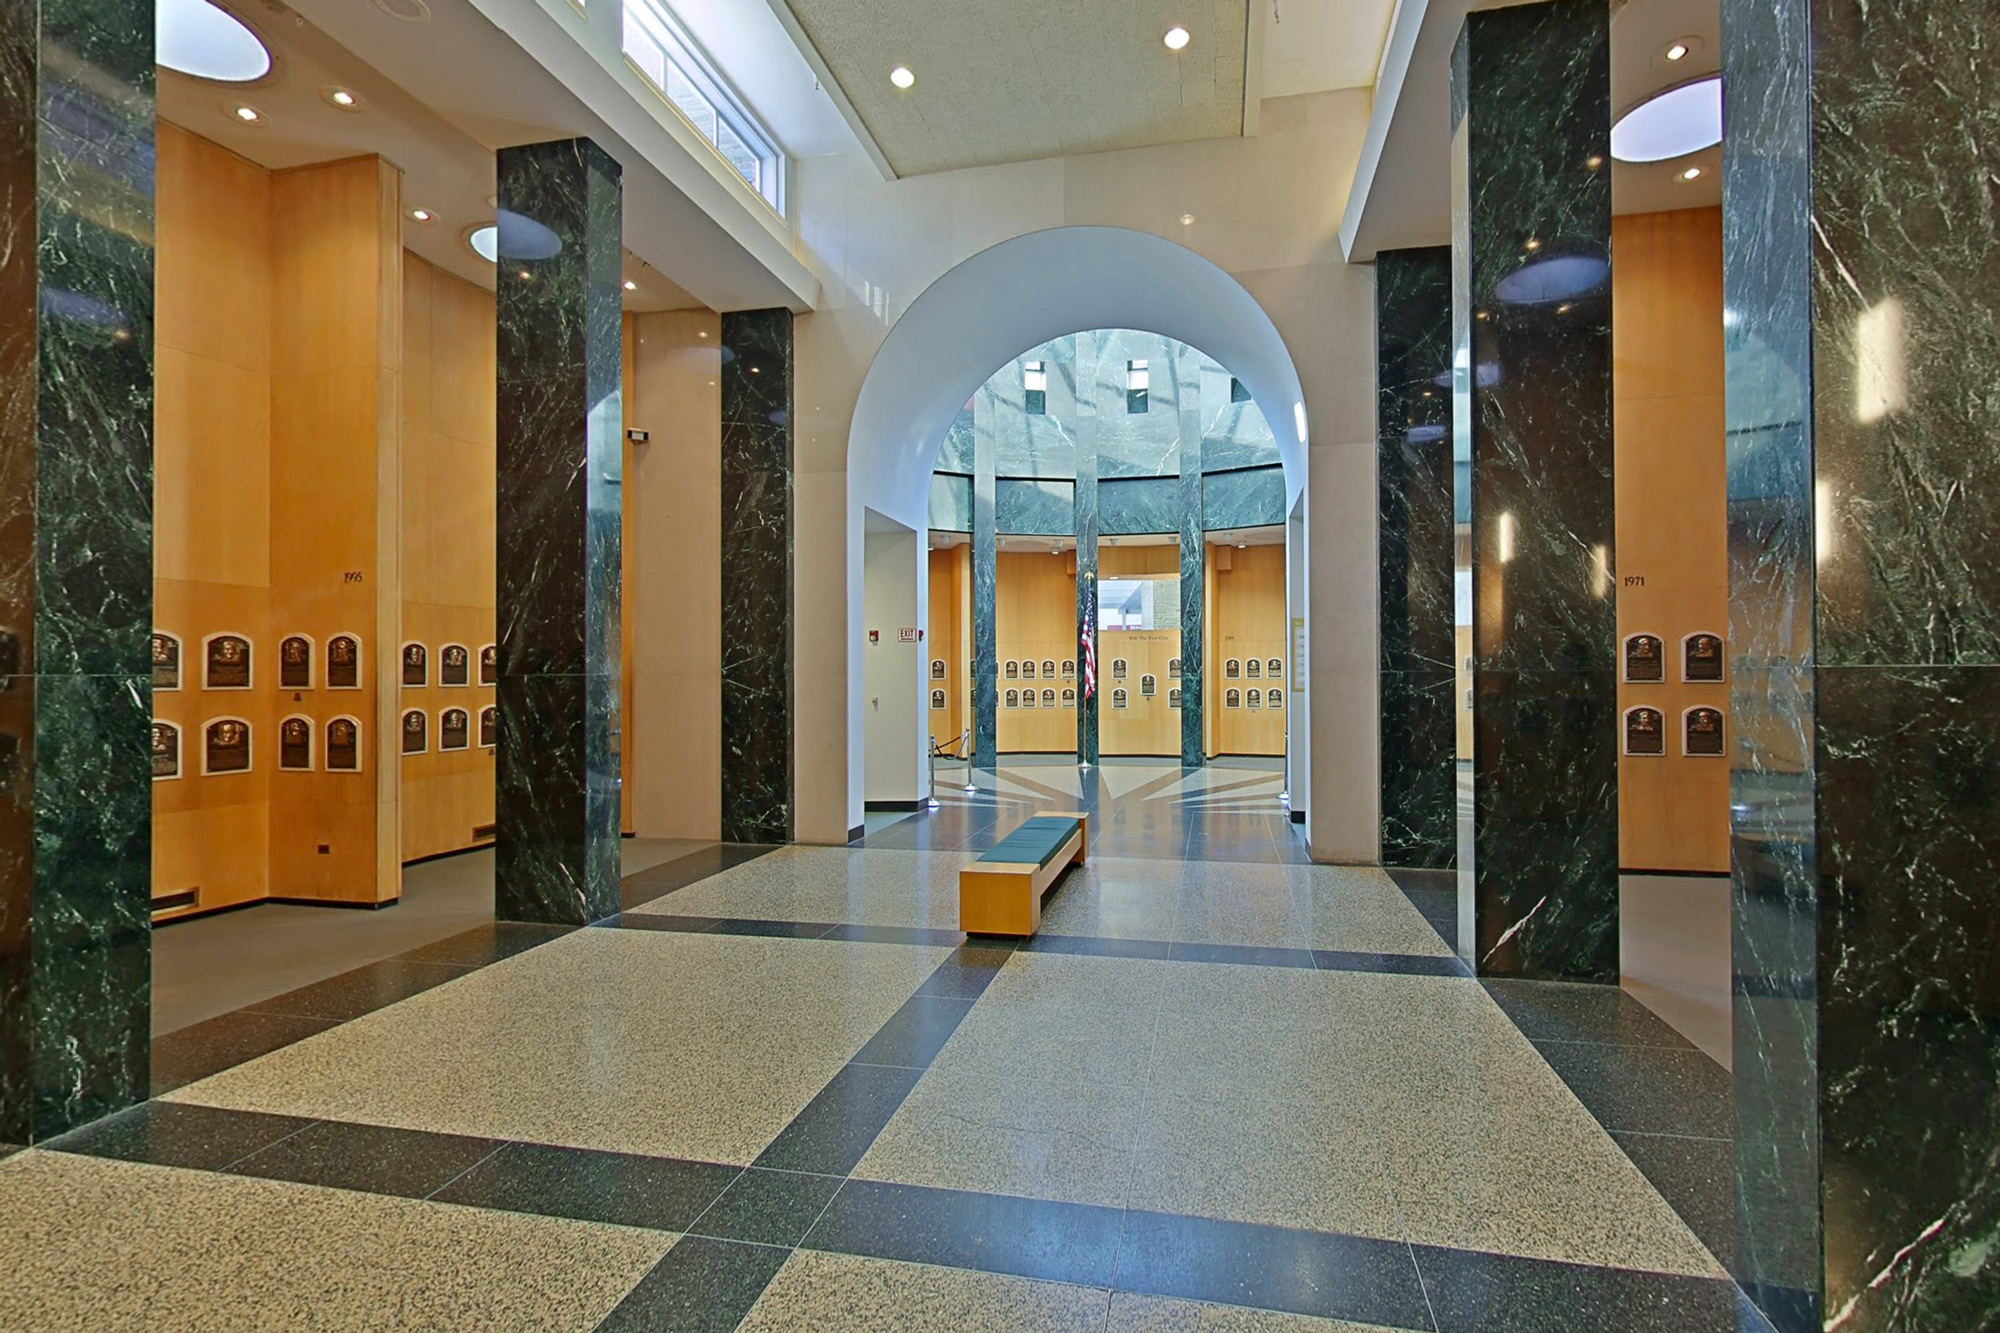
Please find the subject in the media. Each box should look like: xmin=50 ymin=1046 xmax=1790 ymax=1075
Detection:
xmin=926 ymin=546 xmax=970 ymax=753
xmin=1613 ymin=207 xmax=1728 ymax=873
xmin=1211 ymin=543 xmax=1287 ymax=756
xmin=995 ymin=551 xmax=1077 ymax=754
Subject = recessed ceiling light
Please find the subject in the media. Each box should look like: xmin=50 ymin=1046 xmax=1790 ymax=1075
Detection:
xmin=408 ymin=208 xmax=434 ymax=223
xmin=323 ymin=87 xmax=360 ymax=110
xmin=1180 ymin=213 xmax=1194 ymax=226
xmin=159 ymin=0 xmax=271 ymax=83
xmin=622 ymin=280 xmax=637 ymax=291
xmin=1679 ymin=165 xmax=1704 ymax=182
xmin=231 ymin=104 xmax=263 ymax=124
xmin=468 ymin=225 xmax=498 ymax=263
xmin=889 ymin=65 xmax=915 ymax=90
xmin=1612 ymin=75 xmax=1722 ymax=162
xmin=699 ymin=331 xmax=708 ymax=338
xmin=1665 ymin=41 xmax=1689 ymax=61
xmin=1164 ymin=25 xmax=1190 ymax=51
xmin=373 ymin=0 xmax=431 ymax=20
xmin=1524 ymin=237 xmax=1542 ymax=252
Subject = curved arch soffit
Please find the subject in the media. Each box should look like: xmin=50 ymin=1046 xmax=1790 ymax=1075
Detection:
xmin=848 ymin=226 xmax=1308 ymax=525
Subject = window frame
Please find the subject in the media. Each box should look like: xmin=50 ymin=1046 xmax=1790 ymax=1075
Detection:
xmin=622 ymin=0 xmax=787 ymax=215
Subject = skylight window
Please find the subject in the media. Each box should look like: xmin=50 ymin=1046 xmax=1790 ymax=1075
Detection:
xmin=1023 ymin=360 xmax=1047 ymax=416
xmin=623 ymin=0 xmax=786 ymax=214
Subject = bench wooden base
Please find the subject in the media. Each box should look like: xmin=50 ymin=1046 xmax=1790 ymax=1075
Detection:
xmin=959 ymin=811 xmax=1089 ymax=937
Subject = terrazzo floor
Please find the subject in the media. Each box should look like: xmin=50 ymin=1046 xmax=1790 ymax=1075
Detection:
xmin=2 ymin=760 xmax=1754 ymax=1332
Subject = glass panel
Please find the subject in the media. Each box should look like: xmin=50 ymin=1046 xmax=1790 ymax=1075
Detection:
xmin=666 ymin=65 xmax=715 ymax=140
xmin=1097 ymin=575 xmax=1182 ymax=633
xmin=715 ymin=120 xmax=761 ymax=191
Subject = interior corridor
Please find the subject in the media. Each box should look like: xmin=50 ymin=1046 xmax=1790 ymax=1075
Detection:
xmin=4 ymin=763 xmax=1743 ymax=1332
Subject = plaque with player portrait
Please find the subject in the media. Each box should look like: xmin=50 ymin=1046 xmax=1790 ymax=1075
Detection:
xmin=1041 ymin=688 xmax=1055 ymax=706
xmin=1246 ymin=658 xmax=1261 ymax=678
xmin=1168 ymin=688 xmax=1181 ymax=709
xmin=327 ymin=634 xmax=361 ymax=689
xmin=1267 ymin=688 xmax=1283 ymax=710
xmin=402 ymin=642 xmax=428 ymax=687
xmin=327 ymin=717 xmax=361 ymax=771
xmin=1225 ymin=658 xmax=1240 ymax=679
xmin=1141 ymin=674 xmax=1157 ymax=696
xmin=440 ymin=708 xmax=470 ymax=751
xmin=1682 ymin=633 xmax=1725 ymax=683
xmin=401 ymin=708 xmax=427 ymax=755
xmin=151 ymin=721 xmax=181 ymax=780
xmin=480 ymin=644 xmax=498 ymax=686
xmin=203 ymin=718 xmax=251 ymax=774
xmin=1683 ymin=706 xmax=1725 ymax=757
xmin=1111 ymin=688 xmax=1127 ymax=709
xmin=1022 ymin=660 xmax=1036 ymax=680
xmin=1168 ymin=657 xmax=1181 ymax=679
xmin=441 ymin=644 xmax=470 ymax=687
xmin=1041 ymin=660 xmax=1056 ymax=679
xmin=279 ymin=716 xmax=313 ymax=771
xmin=1005 ymin=660 xmax=1018 ymax=680
xmin=204 ymin=634 xmax=252 ymax=690
xmin=152 ymin=632 xmax=181 ymax=691
xmin=1112 ymin=658 xmax=1127 ymax=680
xmin=1248 ymin=688 xmax=1262 ymax=708
xmin=1022 ymin=689 xmax=1037 ymax=709
xmin=1005 ymin=689 xmax=1019 ymax=708
xmin=1623 ymin=706 xmax=1666 ymax=756
xmin=1060 ymin=688 xmax=1075 ymax=708
xmin=931 ymin=659 xmax=946 ymax=680
xmin=1061 ymin=660 xmax=1075 ymax=679
xmin=1226 ymin=688 xmax=1241 ymax=708
xmin=479 ymin=705 xmax=498 ymax=748
xmin=1267 ymin=658 xmax=1283 ymax=678
xmin=280 ymin=635 xmax=313 ymax=689
xmin=931 ymin=689 xmax=946 ymax=709
xmin=1623 ymin=633 xmax=1664 ymax=684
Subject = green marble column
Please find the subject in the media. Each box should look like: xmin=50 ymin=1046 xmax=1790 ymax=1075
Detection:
xmin=0 ymin=0 xmax=156 ymax=1143
xmin=1176 ymin=345 xmax=1205 ymax=768
xmin=494 ymin=138 xmax=623 ymax=924
xmin=1072 ymin=339 xmax=1101 ymax=767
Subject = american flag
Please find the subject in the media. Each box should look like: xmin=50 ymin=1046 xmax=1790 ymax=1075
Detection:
xmin=1079 ymin=573 xmax=1097 ymax=701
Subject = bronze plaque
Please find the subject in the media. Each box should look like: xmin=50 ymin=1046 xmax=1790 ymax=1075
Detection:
xmin=1005 ymin=689 xmax=1019 ymax=708
xmin=1267 ymin=658 xmax=1283 ymax=678
xmin=401 ymin=709 xmax=427 ymax=754
xmin=1061 ymin=688 xmax=1075 ymax=708
xmin=1168 ymin=688 xmax=1181 ymax=709
xmin=1248 ymin=689 xmax=1262 ymax=709
xmin=152 ymin=633 xmax=180 ymax=691
xmin=1624 ymin=706 xmax=1666 ymax=756
xmin=1225 ymin=659 xmax=1240 ymax=679
xmin=1683 ymin=633 xmax=1725 ymax=683
xmin=1246 ymin=658 xmax=1261 ymax=678
xmin=151 ymin=721 xmax=180 ymax=780
xmin=280 ymin=635 xmax=312 ymax=689
xmin=1267 ymin=689 xmax=1283 ymax=710
xmin=930 ymin=689 xmax=946 ymax=710
xmin=440 ymin=707 xmax=470 ymax=751
xmin=479 ymin=706 xmax=498 ymax=748
xmin=1111 ymin=688 xmax=1127 ymax=709
xmin=328 ymin=635 xmax=360 ymax=689
xmin=1041 ymin=660 xmax=1056 ymax=678
xmin=480 ymin=644 xmax=497 ymax=685
xmin=204 ymin=719 xmax=251 ymax=774
xmin=1112 ymin=658 xmax=1127 ymax=680
xmin=1005 ymin=660 xmax=1018 ymax=680
xmin=1226 ymin=688 xmax=1241 ymax=708
xmin=1169 ymin=658 xmax=1181 ymax=679
xmin=205 ymin=635 xmax=251 ymax=690
xmin=931 ymin=659 xmax=946 ymax=680
xmin=1061 ymin=660 xmax=1075 ymax=679
xmin=1141 ymin=674 xmax=1157 ymax=696
xmin=279 ymin=717 xmax=312 ymax=770
xmin=1623 ymin=634 xmax=1664 ymax=683
xmin=1684 ymin=706 xmax=1725 ymax=757
xmin=402 ymin=643 xmax=427 ymax=687
xmin=1021 ymin=689 xmax=1036 ymax=709
xmin=326 ymin=718 xmax=360 ymax=771
xmin=441 ymin=644 xmax=469 ymax=686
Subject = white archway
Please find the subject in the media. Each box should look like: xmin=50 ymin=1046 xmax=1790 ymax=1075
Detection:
xmin=843 ymin=226 xmax=1313 ymax=832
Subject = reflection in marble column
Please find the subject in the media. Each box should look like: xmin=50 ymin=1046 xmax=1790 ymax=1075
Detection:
xmin=972 ymin=402 xmax=997 ymax=770
xmin=1725 ymin=1 xmax=2000 ymax=1328
xmin=1451 ymin=0 xmax=1615 ymax=980
xmin=495 ymin=138 xmax=623 ymax=924
xmin=1072 ymin=337 xmax=1101 ymax=767
xmin=0 ymin=0 xmax=155 ymax=1142
xmin=1177 ymin=346 xmax=1205 ymax=768
xmin=1376 ymin=247 xmax=1457 ymax=869
xmin=718 ymin=308 xmax=795 ymax=843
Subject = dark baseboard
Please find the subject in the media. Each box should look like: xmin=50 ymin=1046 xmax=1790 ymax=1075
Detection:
xmin=151 ymin=896 xmax=264 ymax=928
xmin=865 ymin=800 xmax=923 ymax=812
xmin=1620 ymin=867 xmax=1730 ymax=880
xmin=402 ymin=841 xmax=494 ymax=868
xmin=1289 ymin=809 xmax=1305 ymax=824
xmin=269 ymin=896 xmax=401 ymax=911
xmin=847 ymin=824 xmax=866 ymax=844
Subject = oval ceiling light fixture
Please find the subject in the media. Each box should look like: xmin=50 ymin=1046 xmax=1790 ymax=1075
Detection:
xmin=1679 ymin=165 xmax=1704 ymax=182
xmin=159 ymin=0 xmax=271 ymax=83
xmin=230 ymin=104 xmax=264 ymax=125
xmin=408 ymin=207 xmax=434 ymax=223
xmin=322 ymin=87 xmax=361 ymax=111
xmin=1611 ymin=75 xmax=1722 ymax=163
xmin=889 ymin=65 xmax=916 ymax=90
xmin=467 ymin=225 xmax=498 ymax=263
xmin=373 ymin=0 xmax=431 ymax=20
xmin=1164 ymin=25 xmax=1191 ymax=51
xmin=622 ymin=279 xmax=638 ymax=291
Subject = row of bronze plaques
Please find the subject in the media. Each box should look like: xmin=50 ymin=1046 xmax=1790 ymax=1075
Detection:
xmin=1622 ymin=632 xmax=1724 ymax=684
xmin=978 ymin=657 xmax=1287 ymax=683
xmin=1622 ymin=706 xmax=1725 ymax=758
xmin=152 ymin=709 xmax=499 ymax=779
xmin=151 ymin=633 xmax=499 ymax=691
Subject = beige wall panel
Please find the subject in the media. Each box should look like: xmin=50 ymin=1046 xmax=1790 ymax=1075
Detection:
xmin=1212 ymin=543 xmax=1286 ymax=755
xmin=1100 ymin=630 xmax=1180 ymax=756
xmin=153 ymin=805 xmax=270 ymax=918
xmin=156 ymin=121 xmax=271 ymax=375
xmin=995 ymin=551 xmax=1077 ymax=753
xmin=926 ymin=547 xmax=968 ymax=750
xmin=155 ymin=349 xmax=271 ymax=589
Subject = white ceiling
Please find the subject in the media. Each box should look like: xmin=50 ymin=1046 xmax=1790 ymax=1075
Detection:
xmin=1339 ymin=0 xmax=1721 ymax=261
xmin=170 ymin=1 xmax=704 ymax=308
xmin=1259 ymin=0 xmax=1401 ymax=100
xmin=773 ymin=0 xmax=1253 ymax=177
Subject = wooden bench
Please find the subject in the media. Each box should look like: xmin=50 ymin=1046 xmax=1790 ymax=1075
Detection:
xmin=959 ymin=811 xmax=1088 ymax=937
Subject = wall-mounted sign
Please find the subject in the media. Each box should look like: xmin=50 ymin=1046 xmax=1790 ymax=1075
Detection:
xmin=1041 ymin=688 xmax=1055 ymax=707
xmin=930 ymin=688 xmax=946 ymax=709
xmin=1061 ymin=688 xmax=1075 ymax=708
xmin=279 ymin=716 xmax=313 ymax=771
xmin=1041 ymin=660 xmax=1056 ymax=679
xmin=1623 ymin=705 xmax=1666 ymax=756
xmin=479 ymin=643 xmax=497 ymax=686
xmin=1246 ymin=658 xmax=1261 ymax=678
xmin=898 ymin=627 xmax=919 ymax=643
xmin=1168 ymin=688 xmax=1181 ymax=709
xmin=1022 ymin=660 xmax=1036 ymax=680
xmin=1225 ymin=658 xmax=1240 ymax=679
xmin=1168 ymin=657 xmax=1181 ymax=678
xmin=1111 ymin=688 xmax=1127 ymax=709
xmin=1140 ymin=674 xmax=1157 ymax=696
xmin=1267 ymin=657 xmax=1283 ymax=678
xmin=401 ymin=708 xmax=427 ymax=755
xmin=479 ymin=706 xmax=498 ymax=748
xmin=402 ymin=642 xmax=428 ymax=687
xmin=1267 ymin=688 xmax=1283 ymax=710
xmin=1005 ymin=689 xmax=1019 ymax=708
xmin=1623 ymin=633 xmax=1664 ymax=684
xmin=440 ymin=644 xmax=470 ymax=687
xmin=327 ymin=717 xmax=362 ymax=771
xmin=1112 ymin=658 xmax=1127 ymax=680
xmin=151 ymin=721 xmax=180 ymax=780
xmin=440 ymin=707 xmax=470 ymax=751
xmin=1292 ymin=617 xmax=1307 ymax=692
xmin=203 ymin=718 xmax=252 ymax=774
xmin=1683 ymin=706 xmax=1725 ymax=756
xmin=1022 ymin=689 xmax=1037 ymax=708
xmin=1005 ymin=660 xmax=1019 ymax=680
xmin=204 ymin=634 xmax=252 ymax=690
xmin=1682 ymin=632 xmax=1725 ymax=683
xmin=328 ymin=634 xmax=362 ymax=689
xmin=152 ymin=632 xmax=181 ymax=691
xmin=931 ymin=659 xmax=946 ymax=680
xmin=279 ymin=635 xmax=313 ymax=689
xmin=1226 ymin=688 xmax=1242 ymax=708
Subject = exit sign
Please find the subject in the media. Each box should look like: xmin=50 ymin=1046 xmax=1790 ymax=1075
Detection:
xmin=898 ymin=628 xmax=920 ymax=643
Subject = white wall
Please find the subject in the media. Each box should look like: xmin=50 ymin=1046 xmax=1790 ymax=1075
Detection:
xmin=785 ymin=90 xmax=1380 ymax=860
xmin=862 ymin=520 xmax=924 ymax=806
